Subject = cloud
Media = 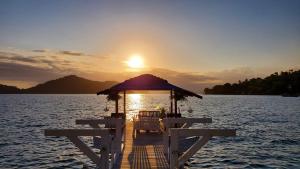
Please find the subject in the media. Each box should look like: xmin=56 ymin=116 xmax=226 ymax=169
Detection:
xmin=33 ymin=49 xmax=93 ymax=56
xmin=207 ymin=67 xmax=270 ymax=83
xmin=147 ymin=68 xmax=218 ymax=92
xmin=59 ymin=50 xmax=85 ymax=56
xmin=0 ymin=52 xmax=39 ymax=63
xmin=32 ymin=49 xmax=48 ymax=53
xmin=0 ymin=62 xmax=64 ymax=82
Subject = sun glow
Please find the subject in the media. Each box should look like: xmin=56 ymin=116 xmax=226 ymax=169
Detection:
xmin=126 ymin=55 xmax=144 ymax=69
xmin=129 ymin=93 xmax=141 ymax=101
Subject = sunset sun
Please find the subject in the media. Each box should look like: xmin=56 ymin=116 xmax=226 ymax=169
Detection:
xmin=126 ymin=55 xmax=144 ymax=69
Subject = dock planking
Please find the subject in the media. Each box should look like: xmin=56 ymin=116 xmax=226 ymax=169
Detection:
xmin=114 ymin=121 xmax=169 ymax=169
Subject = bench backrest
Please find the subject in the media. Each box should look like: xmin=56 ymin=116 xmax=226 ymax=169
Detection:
xmin=138 ymin=110 xmax=160 ymax=118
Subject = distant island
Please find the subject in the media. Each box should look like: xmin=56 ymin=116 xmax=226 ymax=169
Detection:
xmin=204 ymin=70 xmax=300 ymax=96
xmin=0 ymin=75 xmax=117 ymax=94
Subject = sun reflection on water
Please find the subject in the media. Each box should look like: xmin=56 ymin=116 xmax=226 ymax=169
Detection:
xmin=127 ymin=94 xmax=142 ymax=119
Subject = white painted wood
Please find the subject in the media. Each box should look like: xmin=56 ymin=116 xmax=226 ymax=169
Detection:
xmin=178 ymin=135 xmax=211 ymax=165
xmin=45 ymin=128 xmax=111 ymax=169
xmin=45 ymin=118 xmax=235 ymax=169
xmin=44 ymin=129 xmax=111 ymax=136
xmin=75 ymin=118 xmax=125 ymax=168
xmin=162 ymin=118 xmax=213 ymax=155
xmin=170 ymin=129 xmax=179 ymax=169
xmin=75 ymin=118 xmax=125 ymax=129
xmin=75 ymin=118 xmax=124 ymax=154
xmin=162 ymin=117 xmax=212 ymax=128
xmin=100 ymin=133 xmax=110 ymax=169
xmin=169 ymin=128 xmax=236 ymax=168
xmin=173 ymin=128 xmax=236 ymax=137
xmin=68 ymin=136 xmax=102 ymax=166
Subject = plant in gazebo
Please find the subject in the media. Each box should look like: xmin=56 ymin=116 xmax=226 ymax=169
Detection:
xmin=159 ymin=107 xmax=167 ymax=118
xmin=106 ymin=92 xmax=121 ymax=101
xmin=106 ymin=92 xmax=123 ymax=118
xmin=174 ymin=92 xmax=187 ymax=101
xmin=167 ymin=91 xmax=188 ymax=117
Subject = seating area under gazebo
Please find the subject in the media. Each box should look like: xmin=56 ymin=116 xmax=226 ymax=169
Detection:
xmin=45 ymin=74 xmax=236 ymax=169
xmin=97 ymin=74 xmax=202 ymax=118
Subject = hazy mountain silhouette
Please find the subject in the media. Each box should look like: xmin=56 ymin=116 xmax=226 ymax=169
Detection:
xmin=0 ymin=75 xmax=117 ymax=94
xmin=0 ymin=84 xmax=21 ymax=94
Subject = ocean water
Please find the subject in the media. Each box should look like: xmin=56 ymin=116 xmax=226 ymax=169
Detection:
xmin=0 ymin=94 xmax=299 ymax=168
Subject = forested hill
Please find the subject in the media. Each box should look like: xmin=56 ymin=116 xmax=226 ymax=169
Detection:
xmin=0 ymin=75 xmax=117 ymax=94
xmin=204 ymin=70 xmax=300 ymax=95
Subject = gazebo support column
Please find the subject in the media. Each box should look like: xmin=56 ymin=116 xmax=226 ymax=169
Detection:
xmin=170 ymin=90 xmax=173 ymax=114
xmin=115 ymin=99 xmax=118 ymax=114
xmin=123 ymin=91 xmax=126 ymax=116
xmin=175 ymin=98 xmax=178 ymax=115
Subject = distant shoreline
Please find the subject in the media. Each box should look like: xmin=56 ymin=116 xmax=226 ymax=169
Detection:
xmin=204 ymin=70 xmax=300 ymax=96
xmin=1 ymin=94 xmax=298 ymax=97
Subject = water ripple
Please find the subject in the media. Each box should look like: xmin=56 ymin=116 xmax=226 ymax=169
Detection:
xmin=0 ymin=94 xmax=299 ymax=168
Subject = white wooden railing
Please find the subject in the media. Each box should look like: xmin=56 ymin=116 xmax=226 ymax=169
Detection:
xmin=45 ymin=129 xmax=110 ymax=168
xmin=45 ymin=117 xmax=235 ymax=169
xmin=162 ymin=117 xmax=236 ymax=169
xmin=162 ymin=117 xmax=212 ymax=155
xmin=169 ymin=128 xmax=236 ymax=168
xmin=44 ymin=117 xmax=125 ymax=169
xmin=76 ymin=118 xmax=125 ymax=164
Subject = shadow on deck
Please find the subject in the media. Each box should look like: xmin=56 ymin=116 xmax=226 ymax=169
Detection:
xmin=113 ymin=122 xmax=169 ymax=169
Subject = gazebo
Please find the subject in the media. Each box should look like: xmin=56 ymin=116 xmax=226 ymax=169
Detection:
xmin=97 ymin=74 xmax=202 ymax=117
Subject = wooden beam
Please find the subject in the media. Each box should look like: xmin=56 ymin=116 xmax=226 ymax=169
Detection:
xmin=163 ymin=118 xmax=212 ymax=127
xmin=170 ymin=129 xmax=179 ymax=168
xmin=116 ymin=99 xmax=119 ymax=114
xmin=76 ymin=119 xmax=104 ymax=128
xmin=67 ymin=136 xmax=102 ymax=166
xmin=123 ymin=90 xmax=126 ymax=115
xmin=175 ymin=98 xmax=178 ymax=115
xmin=171 ymin=128 xmax=236 ymax=137
xmin=45 ymin=128 xmax=111 ymax=168
xmin=44 ymin=129 xmax=110 ymax=136
xmin=75 ymin=118 xmax=124 ymax=154
xmin=170 ymin=90 xmax=173 ymax=114
xmin=178 ymin=135 xmax=212 ymax=165
xmin=76 ymin=118 xmax=124 ymax=124
xmin=99 ymin=134 xmax=110 ymax=168
xmin=162 ymin=118 xmax=213 ymax=155
xmin=169 ymin=128 xmax=236 ymax=168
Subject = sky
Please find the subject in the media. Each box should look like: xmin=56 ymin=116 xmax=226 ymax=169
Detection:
xmin=0 ymin=0 xmax=299 ymax=91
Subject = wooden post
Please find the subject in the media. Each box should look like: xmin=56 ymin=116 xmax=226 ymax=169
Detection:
xmin=44 ymin=129 xmax=111 ymax=169
xmin=163 ymin=119 xmax=170 ymax=155
xmin=123 ymin=91 xmax=126 ymax=115
xmin=168 ymin=128 xmax=236 ymax=167
xmin=162 ymin=118 xmax=212 ymax=156
xmin=170 ymin=90 xmax=173 ymax=114
xmin=115 ymin=99 xmax=118 ymax=114
xmin=100 ymin=133 xmax=110 ymax=168
xmin=75 ymin=118 xmax=124 ymax=154
xmin=174 ymin=96 xmax=178 ymax=115
xmin=170 ymin=128 xmax=179 ymax=168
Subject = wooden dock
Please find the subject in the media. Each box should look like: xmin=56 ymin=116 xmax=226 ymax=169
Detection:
xmin=114 ymin=121 xmax=169 ymax=169
xmin=45 ymin=117 xmax=236 ymax=169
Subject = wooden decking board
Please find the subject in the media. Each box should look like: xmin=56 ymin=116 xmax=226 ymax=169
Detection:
xmin=114 ymin=121 xmax=169 ymax=169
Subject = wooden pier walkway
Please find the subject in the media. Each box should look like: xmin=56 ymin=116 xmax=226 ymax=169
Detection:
xmin=45 ymin=118 xmax=236 ymax=169
xmin=114 ymin=121 xmax=169 ymax=169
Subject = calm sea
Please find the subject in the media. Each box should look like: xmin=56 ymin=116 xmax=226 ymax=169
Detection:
xmin=0 ymin=94 xmax=299 ymax=168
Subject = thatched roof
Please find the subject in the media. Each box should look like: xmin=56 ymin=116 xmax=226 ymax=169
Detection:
xmin=97 ymin=74 xmax=202 ymax=99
